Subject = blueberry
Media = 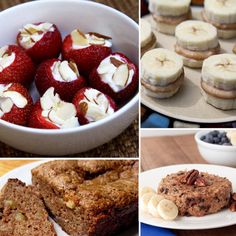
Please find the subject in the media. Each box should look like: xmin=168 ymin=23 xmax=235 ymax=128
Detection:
xmin=200 ymin=135 xmax=206 ymax=141
xmin=211 ymin=130 xmax=219 ymax=137
xmin=213 ymin=137 xmax=220 ymax=144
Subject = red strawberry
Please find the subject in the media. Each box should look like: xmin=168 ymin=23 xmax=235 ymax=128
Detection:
xmin=0 ymin=83 xmax=33 ymax=126
xmin=35 ymin=58 xmax=86 ymax=102
xmin=17 ymin=22 xmax=62 ymax=63
xmin=62 ymin=30 xmax=112 ymax=76
xmin=89 ymin=52 xmax=138 ymax=103
xmin=73 ymin=87 xmax=116 ymax=125
xmin=28 ymin=87 xmax=79 ymax=129
xmin=0 ymin=45 xmax=35 ymax=85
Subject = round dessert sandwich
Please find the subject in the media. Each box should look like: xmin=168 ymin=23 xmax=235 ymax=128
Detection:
xmin=149 ymin=0 xmax=191 ymax=35
xmin=89 ymin=52 xmax=138 ymax=103
xmin=73 ymin=87 xmax=116 ymax=125
xmin=35 ymin=58 xmax=86 ymax=102
xmin=141 ymin=48 xmax=184 ymax=98
xmin=141 ymin=19 xmax=157 ymax=55
xmin=17 ymin=22 xmax=62 ymax=63
xmin=62 ymin=29 xmax=112 ymax=76
xmin=0 ymin=45 xmax=35 ymax=85
xmin=175 ymin=20 xmax=220 ymax=68
xmin=28 ymin=87 xmax=79 ymax=129
xmin=0 ymin=83 xmax=33 ymax=126
xmin=201 ymin=54 xmax=236 ymax=110
xmin=158 ymin=169 xmax=232 ymax=216
xmin=202 ymin=0 xmax=236 ymax=39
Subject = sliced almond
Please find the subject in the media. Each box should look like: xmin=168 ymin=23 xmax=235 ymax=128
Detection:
xmin=112 ymin=64 xmax=129 ymax=87
xmin=0 ymin=46 xmax=8 ymax=58
xmin=88 ymin=32 xmax=112 ymax=40
xmin=79 ymin=102 xmax=88 ymax=114
xmin=40 ymin=87 xmax=60 ymax=110
xmin=68 ymin=61 xmax=79 ymax=76
xmin=58 ymin=61 xmax=78 ymax=81
xmin=110 ymin=57 xmax=124 ymax=67
xmin=0 ymin=97 xmax=13 ymax=113
xmin=3 ymin=91 xmax=27 ymax=108
xmin=89 ymin=35 xmax=105 ymax=45
xmin=71 ymin=29 xmax=89 ymax=46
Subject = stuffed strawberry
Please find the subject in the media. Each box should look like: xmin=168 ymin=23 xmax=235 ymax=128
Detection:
xmin=73 ymin=87 xmax=116 ymax=125
xmin=35 ymin=58 xmax=86 ymax=102
xmin=0 ymin=83 xmax=33 ymax=126
xmin=17 ymin=22 xmax=62 ymax=63
xmin=28 ymin=87 xmax=79 ymax=129
xmin=89 ymin=52 xmax=138 ymax=103
xmin=0 ymin=45 xmax=35 ymax=85
xmin=62 ymin=29 xmax=112 ymax=76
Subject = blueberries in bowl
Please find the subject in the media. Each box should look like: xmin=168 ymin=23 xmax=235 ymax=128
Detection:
xmin=200 ymin=131 xmax=232 ymax=146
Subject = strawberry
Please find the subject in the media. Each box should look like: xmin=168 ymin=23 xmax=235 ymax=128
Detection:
xmin=35 ymin=58 xmax=86 ymax=102
xmin=0 ymin=83 xmax=33 ymax=126
xmin=73 ymin=87 xmax=116 ymax=125
xmin=0 ymin=45 xmax=35 ymax=85
xmin=62 ymin=30 xmax=112 ymax=76
xmin=17 ymin=22 xmax=62 ymax=63
xmin=89 ymin=52 xmax=138 ymax=103
xmin=28 ymin=87 xmax=79 ymax=129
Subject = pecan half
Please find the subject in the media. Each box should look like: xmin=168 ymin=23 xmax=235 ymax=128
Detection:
xmin=194 ymin=177 xmax=208 ymax=187
xmin=180 ymin=169 xmax=199 ymax=185
xmin=229 ymin=202 xmax=236 ymax=212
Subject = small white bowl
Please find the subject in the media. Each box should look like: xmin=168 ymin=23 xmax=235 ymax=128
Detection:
xmin=0 ymin=0 xmax=139 ymax=156
xmin=195 ymin=130 xmax=236 ymax=167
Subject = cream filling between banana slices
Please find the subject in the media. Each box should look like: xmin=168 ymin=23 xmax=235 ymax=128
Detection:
xmin=40 ymin=87 xmax=79 ymax=129
xmin=97 ymin=55 xmax=134 ymax=92
xmin=0 ymin=84 xmax=27 ymax=118
xmin=19 ymin=23 xmax=55 ymax=49
xmin=0 ymin=46 xmax=15 ymax=73
xmin=51 ymin=61 xmax=79 ymax=82
xmin=79 ymin=88 xmax=114 ymax=122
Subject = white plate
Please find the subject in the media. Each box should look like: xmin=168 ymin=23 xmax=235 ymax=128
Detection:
xmin=141 ymin=7 xmax=236 ymax=123
xmin=0 ymin=160 xmax=138 ymax=236
xmin=140 ymin=164 xmax=236 ymax=230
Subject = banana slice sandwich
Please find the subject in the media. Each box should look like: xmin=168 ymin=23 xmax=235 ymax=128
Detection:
xmin=141 ymin=48 xmax=184 ymax=98
xmin=202 ymin=0 xmax=236 ymax=39
xmin=175 ymin=20 xmax=221 ymax=68
xmin=149 ymin=0 xmax=191 ymax=35
xmin=201 ymin=53 xmax=236 ymax=110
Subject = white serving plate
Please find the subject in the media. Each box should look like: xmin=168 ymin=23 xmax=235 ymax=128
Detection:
xmin=0 ymin=160 xmax=138 ymax=236
xmin=141 ymin=6 xmax=236 ymax=123
xmin=140 ymin=164 xmax=236 ymax=230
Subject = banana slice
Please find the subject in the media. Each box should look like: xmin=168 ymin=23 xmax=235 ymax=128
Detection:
xmin=157 ymin=199 xmax=179 ymax=221
xmin=141 ymin=48 xmax=183 ymax=86
xmin=175 ymin=20 xmax=218 ymax=51
xmin=149 ymin=0 xmax=191 ymax=17
xmin=227 ymin=131 xmax=236 ymax=145
xmin=202 ymin=54 xmax=236 ymax=90
xmin=147 ymin=194 xmax=165 ymax=218
xmin=204 ymin=0 xmax=236 ymax=25
xmin=140 ymin=192 xmax=156 ymax=212
xmin=140 ymin=186 xmax=156 ymax=197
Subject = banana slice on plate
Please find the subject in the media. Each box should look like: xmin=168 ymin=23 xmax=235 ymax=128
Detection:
xmin=140 ymin=192 xmax=156 ymax=212
xmin=157 ymin=199 xmax=179 ymax=221
xmin=140 ymin=186 xmax=156 ymax=198
xmin=147 ymin=194 xmax=165 ymax=218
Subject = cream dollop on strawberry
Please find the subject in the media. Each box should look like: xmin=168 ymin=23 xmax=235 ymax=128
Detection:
xmin=0 ymin=83 xmax=27 ymax=117
xmin=40 ymin=87 xmax=79 ymax=129
xmin=97 ymin=54 xmax=134 ymax=92
xmin=18 ymin=23 xmax=55 ymax=49
xmin=71 ymin=30 xmax=112 ymax=50
xmin=0 ymin=46 xmax=16 ymax=72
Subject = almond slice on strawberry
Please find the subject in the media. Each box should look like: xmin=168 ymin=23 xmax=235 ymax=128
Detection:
xmin=35 ymin=58 xmax=86 ymax=102
xmin=62 ymin=29 xmax=112 ymax=76
xmin=17 ymin=22 xmax=62 ymax=63
xmin=73 ymin=87 xmax=116 ymax=125
xmin=0 ymin=45 xmax=35 ymax=85
xmin=0 ymin=83 xmax=33 ymax=125
xmin=28 ymin=87 xmax=79 ymax=129
xmin=89 ymin=52 xmax=138 ymax=103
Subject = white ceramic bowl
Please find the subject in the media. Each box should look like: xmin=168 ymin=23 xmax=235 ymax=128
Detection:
xmin=0 ymin=0 xmax=139 ymax=156
xmin=195 ymin=130 xmax=236 ymax=167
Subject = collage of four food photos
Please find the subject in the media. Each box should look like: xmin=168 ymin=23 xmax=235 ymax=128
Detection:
xmin=0 ymin=0 xmax=235 ymax=235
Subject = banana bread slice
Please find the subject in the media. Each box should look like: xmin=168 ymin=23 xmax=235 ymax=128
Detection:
xmin=32 ymin=160 xmax=138 ymax=236
xmin=0 ymin=179 xmax=56 ymax=236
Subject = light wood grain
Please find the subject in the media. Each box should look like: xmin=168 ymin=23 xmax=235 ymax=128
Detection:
xmin=141 ymin=134 xmax=236 ymax=236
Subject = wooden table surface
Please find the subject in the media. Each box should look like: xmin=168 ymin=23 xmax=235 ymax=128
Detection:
xmin=0 ymin=160 xmax=38 ymax=176
xmin=141 ymin=134 xmax=236 ymax=236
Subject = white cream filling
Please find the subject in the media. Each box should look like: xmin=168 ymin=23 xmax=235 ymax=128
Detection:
xmin=0 ymin=46 xmax=15 ymax=73
xmin=79 ymin=88 xmax=114 ymax=122
xmin=40 ymin=87 xmax=79 ymax=129
xmin=97 ymin=55 xmax=134 ymax=92
xmin=51 ymin=61 xmax=79 ymax=82
xmin=0 ymin=83 xmax=27 ymax=118
xmin=19 ymin=23 xmax=55 ymax=49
